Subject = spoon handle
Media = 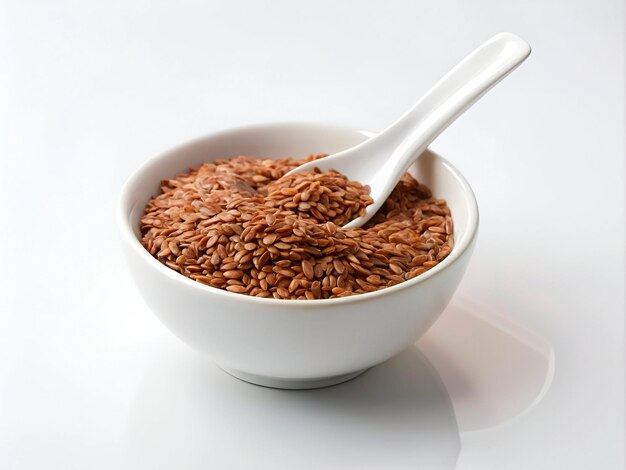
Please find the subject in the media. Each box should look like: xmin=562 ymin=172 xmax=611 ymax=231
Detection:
xmin=287 ymin=32 xmax=531 ymax=229
xmin=373 ymin=32 xmax=531 ymax=184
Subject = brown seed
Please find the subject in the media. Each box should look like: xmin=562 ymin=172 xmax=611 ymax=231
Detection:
xmin=313 ymin=263 xmax=324 ymax=279
xmin=262 ymin=233 xmax=278 ymax=245
xmin=223 ymin=270 xmax=244 ymax=279
xmin=243 ymin=227 xmax=259 ymax=242
xmin=288 ymin=279 xmax=300 ymax=293
xmin=332 ymin=258 xmax=345 ymax=274
xmin=311 ymin=281 xmax=321 ymax=297
xmin=276 ymin=268 xmax=297 ymax=277
xmin=302 ymin=259 xmax=314 ymax=280
xmin=389 ymin=263 xmax=403 ymax=274
xmin=226 ymin=285 xmax=248 ymax=293
xmin=239 ymin=252 xmax=254 ymax=264
xmin=257 ymin=251 xmax=271 ymax=268
xmin=345 ymin=253 xmax=360 ymax=264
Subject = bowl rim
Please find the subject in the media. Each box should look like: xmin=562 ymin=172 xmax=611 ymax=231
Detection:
xmin=118 ymin=121 xmax=479 ymax=308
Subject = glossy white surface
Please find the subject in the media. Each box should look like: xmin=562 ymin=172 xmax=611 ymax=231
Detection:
xmin=291 ymin=33 xmax=530 ymax=228
xmin=119 ymin=123 xmax=478 ymax=387
xmin=0 ymin=0 xmax=623 ymax=468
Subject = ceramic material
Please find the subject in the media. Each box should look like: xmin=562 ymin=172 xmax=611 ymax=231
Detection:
xmin=289 ymin=32 xmax=529 ymax=228
xmin=118 ymin=122 xmax=479 ymax=389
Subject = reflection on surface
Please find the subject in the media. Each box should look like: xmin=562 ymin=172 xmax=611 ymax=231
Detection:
xmin=128 ymin=344 xmax=460 ymax=470
xmin=127 ymin=301 xmax=554 ymax=468
xmin=418 ymin=300 xmax=555 ymax=432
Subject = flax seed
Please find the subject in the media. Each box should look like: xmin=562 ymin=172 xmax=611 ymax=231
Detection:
xmin=141 ymin=155 xmax=453 ymax=299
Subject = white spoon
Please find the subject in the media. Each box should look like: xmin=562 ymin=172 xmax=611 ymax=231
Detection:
xmin=287 ymin=32 xmax=531 ymax=228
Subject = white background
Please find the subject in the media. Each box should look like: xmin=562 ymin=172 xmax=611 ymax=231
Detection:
xmin=0 ymin=0 xmax=623 ymax=469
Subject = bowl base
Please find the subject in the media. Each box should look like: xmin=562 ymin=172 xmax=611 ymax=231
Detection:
xmin=220 ymin=366 xmax=368 ymax=390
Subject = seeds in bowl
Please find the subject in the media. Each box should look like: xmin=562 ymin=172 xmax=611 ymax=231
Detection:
xmin=140 ymin=155 xmax=453 ymax=300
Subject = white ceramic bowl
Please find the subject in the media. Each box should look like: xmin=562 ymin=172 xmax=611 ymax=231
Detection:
xmin=118 ymin=123 xmax=479 ymax=389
